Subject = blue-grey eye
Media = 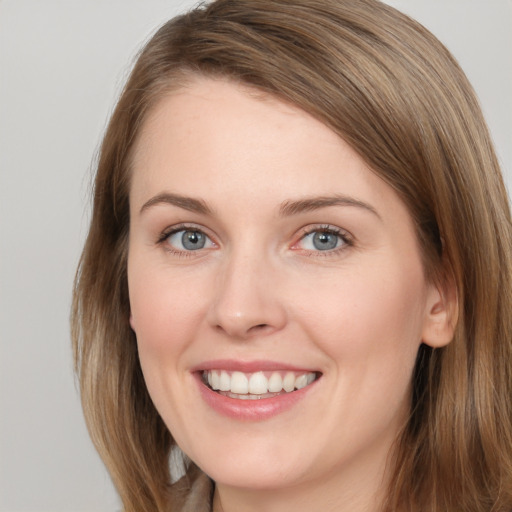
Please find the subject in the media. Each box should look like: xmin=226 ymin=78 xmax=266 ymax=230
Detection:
xmin=313 ymin=231 xmax=338 ymax=250
xmin=299 ymin=230 xmax=345 ymax=251
xmin=166 ymin=229 xmax=213 ymax=251
xmin=182 ymin=230 xmax=205 ymax=250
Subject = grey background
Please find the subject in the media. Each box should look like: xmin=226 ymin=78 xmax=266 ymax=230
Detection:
xmin=0 ymin=1 xmax=510 ymax=511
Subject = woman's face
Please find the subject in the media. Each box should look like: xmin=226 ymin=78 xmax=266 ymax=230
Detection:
xmin=128 ymin=78 xmax=445 ymax=496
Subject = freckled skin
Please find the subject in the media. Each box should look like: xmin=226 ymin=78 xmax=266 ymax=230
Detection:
xmin=127 ymin=78 xmax=451 ymax=512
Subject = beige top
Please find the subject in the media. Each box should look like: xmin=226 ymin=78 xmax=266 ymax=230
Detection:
xmin=175 ymin=470 xmax=214 ymax=512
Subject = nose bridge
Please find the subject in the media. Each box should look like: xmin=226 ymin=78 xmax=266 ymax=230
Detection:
xmin=208 ymin=240 xmax=287 ymax=339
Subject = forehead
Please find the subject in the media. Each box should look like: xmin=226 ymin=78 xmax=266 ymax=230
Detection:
xmin=129 ymin=77 xmax=408 ymax=226
xmin=131 ymin=77 xmax=343 ymax=175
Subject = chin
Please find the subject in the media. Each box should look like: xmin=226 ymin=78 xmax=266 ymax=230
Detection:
xmin=205 ymin=462 xmax=306 ymax=491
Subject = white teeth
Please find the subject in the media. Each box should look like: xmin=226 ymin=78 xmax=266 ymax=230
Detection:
xmin=204 ymin=369 xmax=317 ymax=396
xmin=294 ymin=374 xmax=308 ymax=390
xmin=248 ymin=372 xmax=268 ymax=394
xmin=219 ymin=370 xmax=231 ymax=392
xmin=283 ymin=372 xmax=295 ymax=392
xmin=211 ymin=370 xmax=220 ymax=390
xmin=230 ymin=371 xmax=249 ymax=394
xmin=268 ymin=372 xmax=283 ymax=393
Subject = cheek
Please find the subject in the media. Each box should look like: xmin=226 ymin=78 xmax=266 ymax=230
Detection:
xmin=298 ymin=260 xmax=427 ymax=372
xmin=127 ymin=260 xmax=213 ymax=419
xmin=128 ymin=259 xmax=210 ymax=358
xmin=311 ymin=266 xmax=427 ymax=438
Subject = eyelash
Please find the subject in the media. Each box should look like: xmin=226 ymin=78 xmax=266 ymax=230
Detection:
xmin=156 ymin=223 xmax=353 ymax=257
xmin=292 ymin=225 xmax=353 ymax=257
xmin=157 ymin=223 xmax=216 ymax=258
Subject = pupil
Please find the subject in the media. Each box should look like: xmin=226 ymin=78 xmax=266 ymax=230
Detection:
xmin=182 ymin=231 xmax=205 ymax=250
xmin=313 ymin=232 xmax=337 ymax=250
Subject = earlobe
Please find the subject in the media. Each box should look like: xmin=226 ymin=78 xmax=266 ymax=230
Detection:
xmin=129 ymin=313 xmax=136 ymax=332
xmin=421 ymin=274 xmax=458 ymax=348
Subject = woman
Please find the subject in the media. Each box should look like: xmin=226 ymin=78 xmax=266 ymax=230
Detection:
xmin=72 ymin=0 xmax=512 ymax=510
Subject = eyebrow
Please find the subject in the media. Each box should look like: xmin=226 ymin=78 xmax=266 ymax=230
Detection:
xmin=140 ymin=192 xmax=212 ymax=215
xmin=279 ymin=195 xmax=381 ymax=219
xmin=140 ymin=192 xmax=380 ymax=219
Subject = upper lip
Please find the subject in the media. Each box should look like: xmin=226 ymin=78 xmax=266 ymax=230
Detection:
xmin=190 ymin=359 xmax=319 ymax=374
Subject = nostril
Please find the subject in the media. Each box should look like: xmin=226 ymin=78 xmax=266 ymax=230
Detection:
xmin=248 ymin=323 xmax=271 ymax=334
xmin=214 ymin=322 xmax=274 ymax=339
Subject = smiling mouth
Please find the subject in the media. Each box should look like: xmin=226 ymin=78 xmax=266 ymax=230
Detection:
xmin=202 ymin=370 xmax=320 ymax=400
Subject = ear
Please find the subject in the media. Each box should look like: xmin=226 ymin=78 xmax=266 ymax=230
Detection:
xmin=421 ymin=272 xmax=458 ymax=348
xmin=129 ymin=312 xmax=136 ymax=332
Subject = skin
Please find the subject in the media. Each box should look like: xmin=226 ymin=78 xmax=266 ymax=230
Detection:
xmin=127 ymin=77 xmax=455 ymax=512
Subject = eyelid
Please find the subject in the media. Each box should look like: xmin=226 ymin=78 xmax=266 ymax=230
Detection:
xmin=158 ymin=222 xmax=211 ymax=241
xmin=157 ymin=223 xmax=218 ymax=254
xmin=290 ymin=224 xmax=353 ymax=254
xmin=156 ymin=222 xmax=353 ymax=256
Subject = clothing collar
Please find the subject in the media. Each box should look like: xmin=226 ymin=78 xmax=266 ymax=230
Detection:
xmin=178 ymin=470 xmax=214 ymax=512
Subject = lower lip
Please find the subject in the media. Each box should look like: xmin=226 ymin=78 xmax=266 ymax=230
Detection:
xmin=194 ymin=373 xmax=318 ymax=421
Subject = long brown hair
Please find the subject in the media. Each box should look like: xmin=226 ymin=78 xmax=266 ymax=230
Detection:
xmin=72 ymin=1 xmax=512 ymax=510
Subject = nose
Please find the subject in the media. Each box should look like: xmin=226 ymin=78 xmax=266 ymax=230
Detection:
xmin=207 ymin=249 xmax=288 ymax=340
